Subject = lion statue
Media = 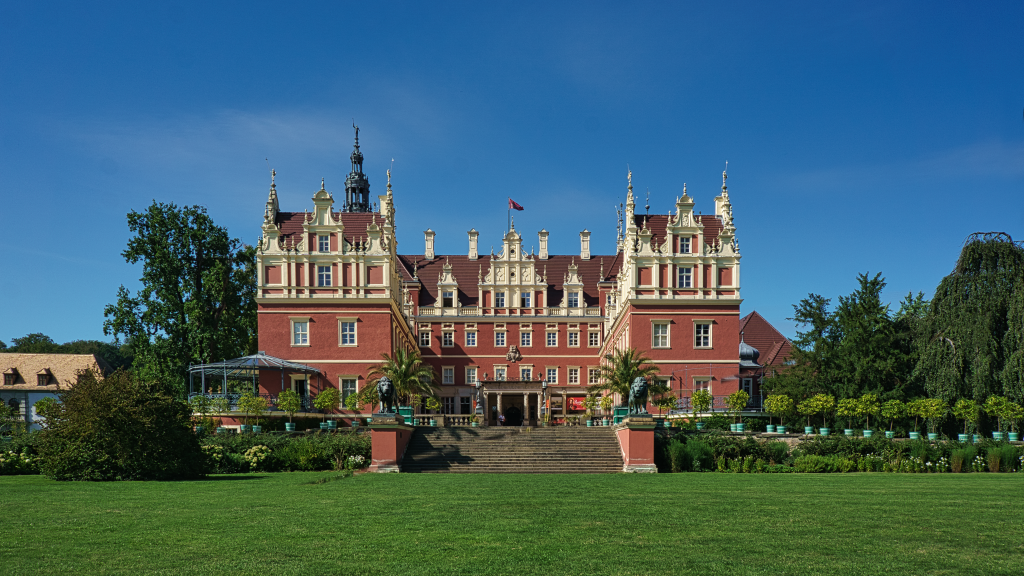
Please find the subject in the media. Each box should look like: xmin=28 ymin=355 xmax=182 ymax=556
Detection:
xmin=376 ymin=376 xmax=398 ymax=414
xmin=627 ymin=376 xmax=650 ymax=415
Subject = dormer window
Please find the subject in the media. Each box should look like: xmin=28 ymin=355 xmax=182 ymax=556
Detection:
xmin=37 ymin=374 xmax=48 ymax=386
xmin=3 ymin=370 xmax=16 ymax=386
xmin=567 ymin=292 xmax=580 ymax=308
xmin=318 ymin=235 xmax=330 ymax=252
xmin=442 ymin=291 xmax=455 ymax=308
xmin=679 ymin=237 xmax=690 ymax=254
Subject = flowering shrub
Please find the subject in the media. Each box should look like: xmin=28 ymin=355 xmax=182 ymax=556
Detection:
xmin=971 ymin=456 xmax=987 ymax=472
xmin=0 ymin=450 xmax=38 ymax=475
xmin=243 ymin=445 xmax=272 ymax=471
xmin=202 ymin=444 xmax=225 ymax=464
xmin=344 ymin=455 xmax=366 ymax=471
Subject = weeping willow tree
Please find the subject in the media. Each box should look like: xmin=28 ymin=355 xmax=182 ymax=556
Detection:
xmin=915 ymin=233 xmax=1024 ymax=403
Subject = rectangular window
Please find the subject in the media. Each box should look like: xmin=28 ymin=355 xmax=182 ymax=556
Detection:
xmin=568 ymin=332 xmax=579 ymax=347
xmin=546 ymin=331 xmax=557 ymax=347
xmin=419 ymin=331 xmax=431 ymax=347
xmin=466 ymin=331 xmax=477 ymax=347
xmin=317 ymin=265 xmax=332 ymax=287
xmin=318 ymin=235 xmax=330 ymax=252
xmin=340 ymin=321 xmax=356 ymax=345
xmin=495 ymin=292 xmax=505 ymax=308
xmin=521 ymin=332 xmax=532 ymax=347
xmin=588 ymin=368 xmax=600 ymax=385
xmin=442 ymin=367 xmax=454 ymax=384
xmin=37 ymin=374 xmax=48 ymax=386
xmin=443 ymin=397 xmax=455 ymax=414
xmin=521 ymin=292 xmax=531 ymax=308
xmin=4 ymin=374 xmax=15 ymax=386
xmin=495 ymin=367 xmax=506 ymax=381
xmin=521 ymin=367 xmax=532 ymax=381
xmin=679 ymin=237 xmax=690 ymax=254
xmin=546 ymin=368 xmax=558 ymax=383
xmin=442 ymin=332 xmax=454 ymax=347
xmin=694 ymin=379 xmax=710 ymax=392
xmin=442 ymin=291 xmax=455 ymax=307
xmin=568 ymin=368 xmax=580 ymax=385
xmin=567 ymin=292 xmax=579 ymax=307
xmin=293 ymin=321 xmax=309 ymax=345
xmin=495 ymin=332 xmax=506 ymax=347
xmin=588 ymin=332 xmax=600 ymax=347
xmin=695 ymin=323 xmax=711 ymax=348
xmin=653 ymin=323 xmax=669 ymax=348
xmin=341 ymin=378 xmax=357 ymax=402
xmin=606 ymin=293 xmax=613 ymax=307
xmin=466 ymin=367 xmax=477 ymax=384
xmin=460 ymin=396 xmax=471 ymax=414
xmin=678 ymin=267 xmax=692 ymax=288
xmin=741 ymin=378 xmax=753 ymax=396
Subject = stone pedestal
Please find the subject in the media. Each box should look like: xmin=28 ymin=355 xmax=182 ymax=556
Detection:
xmin=368 ymin=413 xmax=414 ymax=473
xmin=613 ymin=415 xmax=658 ymax=473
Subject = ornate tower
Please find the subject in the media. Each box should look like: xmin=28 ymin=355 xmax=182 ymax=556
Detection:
xmin=343 ymin=125 xmax=371 ymax=212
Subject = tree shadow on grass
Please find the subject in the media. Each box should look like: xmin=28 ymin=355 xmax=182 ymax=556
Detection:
xmin=198 ymin=475 xmax=268 ymax=481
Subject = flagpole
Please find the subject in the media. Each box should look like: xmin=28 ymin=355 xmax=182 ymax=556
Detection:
xmin=507 ymin=198 xmax=510 ymax=234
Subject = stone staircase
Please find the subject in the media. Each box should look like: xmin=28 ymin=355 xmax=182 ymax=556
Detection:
xmin=400 ymin=426 xmax=624 ymax=473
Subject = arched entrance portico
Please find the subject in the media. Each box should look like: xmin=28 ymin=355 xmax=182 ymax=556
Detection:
xmin=480 ymin=379 xmax=544 ymax=426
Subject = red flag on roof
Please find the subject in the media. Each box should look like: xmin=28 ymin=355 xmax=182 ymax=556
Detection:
xmin=508 ymin=198 xmax=524 ymax=211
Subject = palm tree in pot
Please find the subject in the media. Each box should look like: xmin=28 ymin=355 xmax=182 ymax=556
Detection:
xmin=362 ymin=348 xmax=438 ymax=419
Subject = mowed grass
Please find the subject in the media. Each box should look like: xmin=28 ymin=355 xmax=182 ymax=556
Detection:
xmin=2 ymin=473 xmax=1023 ymax=575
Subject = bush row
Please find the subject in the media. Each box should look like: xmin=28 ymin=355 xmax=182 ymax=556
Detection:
xmin=200 ymin=431 xmax=371 ymax=474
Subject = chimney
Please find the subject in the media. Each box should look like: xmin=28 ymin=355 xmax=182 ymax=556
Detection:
xmin=580 ymin=229 xmax=591 ymax=260
xmin=424 ymin=229 xmax=435 ymax=260
xmin=538 ymin=229 xmax=549 ymax=260
xmin=468 ymin=229 xmax=479 ymax=260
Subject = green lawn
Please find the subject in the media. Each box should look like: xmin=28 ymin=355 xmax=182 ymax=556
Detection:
xmin=2 ymin=473 xmax=1022 ymax=575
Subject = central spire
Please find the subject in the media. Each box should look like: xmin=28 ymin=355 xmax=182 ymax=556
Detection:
xmin=343 ymin=124 xmax=371 ymax=212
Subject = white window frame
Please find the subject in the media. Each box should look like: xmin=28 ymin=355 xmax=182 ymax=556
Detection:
xmin=567 ymin=331 xmax=580 ymax=347
xmin=679 ymin=237 xmax=690 ymax=254
xmin=442 ymin=366 xmax=455 ymax=385
xmin=339 ymin=376 xmax=358 ymax=403
xmin=545 ymin=367 xmax=558 ymax=384
xmin=442 ymin=331 xmax=454 ymax=347
xmin=495 ymin=292 xmax=505 ymax=308
xmin=588 ymin=331 xmax=600 ymax=347
xmin=588 ymin=368 xmax=601 ymax=385
xmin=520 ymin=332 xmax=532 ymax=347
xmin=465 ymin=331 xmax=477 ymax=347
xmin=442 ymin=291 xmax=455 ymax=308
xmin=546 ymin=331 xmax=558 ymax=347
xmin=290 ymin=317 xmax=310 ymax=347
xmin=466 ymin=367 xmax=477 ymax=384
xmin=318 ymin=235 xmax=330 ymax=253
xmin=419 ymin=330 xmax=431 ymax=347
xmin=521 ymin=292 xmax=532 ymax=308
xmin=317 ymin=265 xmax=332 ymax=287
xmin=520 ymin=366 xmax=533 ymax=381
xmin=694 ymin=321 xmax=712 ymax=348
xmin=567 ymin=367 xmax=580 ymax=385
xmin=653 ymin=322 xmax=670 ymax=348
xmin=678 ymin=266 xmax=692 ymax=288
xmin=694 ymin=378 xmax=711 ymax=393
xmin=567 ymin=292 xmax=579 ymax=308
xmin=338 ymin=318 xmax=357 ymax=346
xmin=494 ymin=366 xmax=507 ymax=381
xmin=495 ymin=331 xmax=506 ymax=347
xmin=290 ymin=374 xmax=310 ymax=395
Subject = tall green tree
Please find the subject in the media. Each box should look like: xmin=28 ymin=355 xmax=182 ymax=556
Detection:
xmin=588 ymin=348 xmax=660 ymax=404
xmin=103 ymin=202 xmax=257 ymax=397
xmin=914 ymin=234 xmax=1024 ymax=403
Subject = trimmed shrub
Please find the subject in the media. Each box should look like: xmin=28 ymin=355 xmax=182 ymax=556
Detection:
xmin=36 ymin=370 xmax=205 ymax=481
xmin=201 ymin=431 xmax=370 ymax=473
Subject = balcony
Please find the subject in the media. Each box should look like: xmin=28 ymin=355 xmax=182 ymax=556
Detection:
xmin=416 ymin=306 xmax=604 ymax=319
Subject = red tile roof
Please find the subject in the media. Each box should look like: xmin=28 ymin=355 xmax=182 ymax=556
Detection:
xmin=739 ymin=311 xmax=792 ymax=367
xmin=275 ymin=212 xmax=383 ymax=244
xmin=632 ymin=213 xmax=722 ymax=247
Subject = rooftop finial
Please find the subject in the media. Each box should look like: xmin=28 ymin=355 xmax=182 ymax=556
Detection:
xmin=321 ymin=177 xmax=325 ymax=191
xmin=645 ymin=188 xmax=650 ymax=215
xmin=722 ymin=161 xmax=728 ymax=191
xmin=627 ymin=165 xmax=632 ymax=191
xmin=353 ymin=121 xmax=360 ymax=148
xmin=271 ymin=168 xmax=276 ymax=187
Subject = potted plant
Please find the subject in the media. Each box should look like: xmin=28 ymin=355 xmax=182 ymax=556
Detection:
xmin=880 ymin=399 xmax=905 ymax=439
xmin=984 ymin=395 xmax=1009 ymax=440
xmin=600 ymin=394 xmax=613 ymax=426
xmin=209 ymin=396 xmax=231 ymax=433
xmin=1004 ymin=401 xmax=1023 ymax=442
xmin=313 ymin=387 xmax=340 ymax=430
xmin=188 ymin=394 xmax=211 ymax=434
xmin=692 ymin=389 xmax=712 ymax=430
xmin=248 ymin=395 xmax=269 ymax=434
xmin=277 ymin=388 xmax=302 ymax=432
xmin=920 ymin=398 xmax=947 ymax=440
xmin=425 ymin=396 xmax=442 ymax=426
xmin=858 ymin=393 xmax=879 ymax=437
xmin=344 ymin=393 xmax=362 ymax=427
xmin=798 ymin=393 xmax=834 ymax=436
xmin=764 ymin=393 xmax=793 ymax=434
xmin=236 ymin=390 xmax=265 ymax=433
xmin=951 ymin=398 xmax=979 ymax=442
xmin=725 ymin=390 xmax=749 ymax=432
xmin=907 ymin=398 xmax=927 ymax=440
xmin=409 ymin=394 xmax=422 ymax=426
xmin=583 ymin=394 xmax=598 ymax=426
xmin=837 ymin=398 xmax=858 ymax=436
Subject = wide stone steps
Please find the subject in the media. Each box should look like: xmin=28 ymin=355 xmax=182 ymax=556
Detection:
xmin=400 ymin=426 xmax=624 ymax=473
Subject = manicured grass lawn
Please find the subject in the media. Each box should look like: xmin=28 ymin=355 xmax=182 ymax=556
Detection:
xmin=2 ymin=473 xmax=1022 ymax=575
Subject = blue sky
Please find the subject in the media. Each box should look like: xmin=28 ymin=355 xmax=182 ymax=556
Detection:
xmin=1 ymin=1 xmax=1022 ymax=344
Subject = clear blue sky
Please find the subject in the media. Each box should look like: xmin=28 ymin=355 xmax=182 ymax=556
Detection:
xmin=1 ymin=1 xmax=1022 ymax=344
